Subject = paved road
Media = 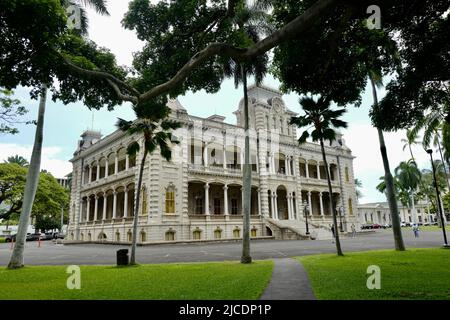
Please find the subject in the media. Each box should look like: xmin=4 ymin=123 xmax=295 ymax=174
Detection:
xmin=0 ymin=230 xmax=447 ymax=266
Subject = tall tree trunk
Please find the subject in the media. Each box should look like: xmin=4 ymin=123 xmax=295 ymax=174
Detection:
xmin=409 ymin=145 xmax=415 ymax=164
xmin=8 ymin=85 xmax=47 ymax=269
xmin=370 ymin=77 xmax=406 ymax=251
xmin=241 ymin=65 xmax=252 ymax=264
xmin=130 ymin=148 xmax=148 ymax=265
xmin=319 ymin=138 xmax=343 ymax=256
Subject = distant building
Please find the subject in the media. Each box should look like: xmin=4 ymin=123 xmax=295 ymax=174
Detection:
xmin=67 ymin=85 xmax=359 ymax=243
xmin=57 ymin=176 xmax=71 ymax=189
xmin=357 ymin=201 xmax=435 ymax=225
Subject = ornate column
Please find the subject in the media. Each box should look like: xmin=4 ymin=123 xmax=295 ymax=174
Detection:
xmin=317 ymin=163 xmax=321 ymax=179
xmin=102 ymin=195 xmax=107 ymax=220
xmin=270 ymin=192 xmax=274 ymax=218
xmin=272 ymin=154 xmax=276 ymax=174
xmin=81 ymin=167 xmax=85 ymax=185
xmin=94 ymin=196 xmax=99 ymax=221
xmin=123 ymin=187 xmax=128 ymax=218
xmin=114 ymin=154 xmax=118 ymax=174
xmin=125 ymin=154 xmax=130 ymax=170
xmin=305 ymin=161 xmax=309 ymax=178
xmin=223 ymin=146 xmax=227 ymax=169
xmin=274 ymin=192 xmax=279 ymax=220
xmin=105 ymin=159 xmax=109 ymax=177
xmin=319 ymin=192 xmax=324 ymax=216
xmin=204 ymin=183 xmax=210 ymax=215
xmin=96 ymin=164 xmax=100 ymax=181
xmin=285 ymin=157 xmax=289 ymax=175
xmin=86 ymin=197 xmax=90 ymax=222
xmin=287 ymin=193 xmax=292 ymax=220
xmin=308 ymin=191 xmax=313 ymax=216
xmin=203 ymin=145 xmax=208 ymax=167
xmin=88 ymin=166 xmax=92 ymax=183
xmin=112 ymin=191 xmax=117 ymax=219
xmin=223 ymin=185 xmax=229 ymax=216
xmin=257 ymin=188 xmax=261 ymax=216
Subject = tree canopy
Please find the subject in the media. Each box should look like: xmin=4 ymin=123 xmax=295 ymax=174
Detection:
xmin=0 ymin=163 xmax=69 ymax=224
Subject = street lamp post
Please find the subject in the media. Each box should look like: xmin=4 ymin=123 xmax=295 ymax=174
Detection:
xmin=303 ymin=200 xmax=310 ymax=235
xmin=426 ymin=149 xmax=449 ymax=247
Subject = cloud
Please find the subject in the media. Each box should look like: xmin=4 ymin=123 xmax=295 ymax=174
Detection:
xmin=0 ymin=143 xmax=71 ymax=178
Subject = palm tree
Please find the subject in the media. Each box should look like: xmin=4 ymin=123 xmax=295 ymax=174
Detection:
xmin=8 ymin=0 xmax=109 ymax=269
xmin=394 ymin=160 xmax=422 ymax=224
xmin=369 ymin=72 xmax=406 ymax=251
xmin=401 ymin=129 xmax=420 ymax=163
xmin=116 ymin=99 xmax=181 ymax=265
xmin=5 ymin=155 xmax=29 ymax=167
xmin=410 ymin=110 xmax=450 ymax=192
xmin=222 ymin=1 xmax=271 ymax=264
xmin=291 ymin=96 xmax=346 ymax=256
xmin=355 ymin=178 xmax=363 ymax=201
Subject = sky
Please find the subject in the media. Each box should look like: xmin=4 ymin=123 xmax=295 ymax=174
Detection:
xmin=0 ymin=1 xmax=434 ymax=204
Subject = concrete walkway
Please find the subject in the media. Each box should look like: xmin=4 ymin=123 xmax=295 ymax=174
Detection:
xmin=260 ymin=258 xmax=316 ymax=300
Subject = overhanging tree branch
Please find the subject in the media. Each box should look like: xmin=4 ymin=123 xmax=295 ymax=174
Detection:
xmin=61 ymin=0 xmax=342 ymax=104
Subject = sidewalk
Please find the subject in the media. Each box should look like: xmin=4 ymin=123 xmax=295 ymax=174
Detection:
xmin=260 ymin=258 xmax=316 ymax=300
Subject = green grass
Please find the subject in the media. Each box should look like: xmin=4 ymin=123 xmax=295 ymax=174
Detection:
xmin=0 ymin=237 xmax=5 ymax=243
xmin=299 ymin=248 xmax=450 ymax=300
xmin=0 ymin=260 xmax=273 ymax=300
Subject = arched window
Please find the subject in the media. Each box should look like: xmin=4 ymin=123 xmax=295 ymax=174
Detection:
xmin=165 ymin=230 xmax=175 ymax=241
xmin=345 ymin=167 xmax=350 ymax=182
xmin=87 ymin=232 xmax=92 ymax=241
xmin=266 ymin=115 xmax=270 ymax=131
xmin=115 ymin=231 xmax=120 ymax=242
xmin=80 ymin=233 xmax=84 ymax=241
xmin=193 ymin=230 xmax=201 ymax=240
xmin=141 ymin=186 xmax=148 ymax=215
xmin=233 ymin=228 xmax=241 ymax=238
xmin=214 ymin=229 xmax=222 ymax=239
xmin=251 ymin=228 xmax=257 ymax=237
xmin=71 ymin=232 xmax=74 ymax=240
xmin=127 ymin=230 xmax=132 ymax=242
xmin=348 ymin=198 xmax=353 ymax=215
xmin=98 ymin=232 xmax=107 ymax=241
xmin=140 ymin=231 xmax=147 ymax=243
xmin=165 ymin=185 xmax=175 ymax=214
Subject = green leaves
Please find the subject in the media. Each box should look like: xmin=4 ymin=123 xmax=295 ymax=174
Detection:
xmin=0 ymin=88 xmax=28 ymax=135
xmin=0 ymin=163 xmax=69 ymax=222
xmin=116 ymin=99 xmax=182 ymax=163
xmin=291 ymin=96 xmax=347 ymax=145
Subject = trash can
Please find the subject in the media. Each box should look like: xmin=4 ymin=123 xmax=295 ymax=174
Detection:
xmin=117 ymin=249 xmax=129 ymax=266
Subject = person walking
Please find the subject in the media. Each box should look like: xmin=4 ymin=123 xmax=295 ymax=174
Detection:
xmin=351 ymin=224 xmax=356 ymax=238
xmin=413 ymin=224 xmax=420 ymax=238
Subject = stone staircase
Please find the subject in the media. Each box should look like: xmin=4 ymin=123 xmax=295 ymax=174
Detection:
xmin=265 ymin=218 xmax=333 ymax=240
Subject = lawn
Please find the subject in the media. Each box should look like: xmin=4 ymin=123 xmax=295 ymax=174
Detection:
xmin=0 ymin=260 xmax=273 ymax=300
xmin=0 ymin=237 xmax=5 ymax=243
xmin=405 ymin=225 xmax=449 ymax=232
xmin=299 ymin=248 xmax=450 ymax=300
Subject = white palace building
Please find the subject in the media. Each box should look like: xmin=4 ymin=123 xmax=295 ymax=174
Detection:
xmin=67 ymin=85 xmax=359 ymax=243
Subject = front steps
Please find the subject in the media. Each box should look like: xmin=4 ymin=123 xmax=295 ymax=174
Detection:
xmin=265 ymin=218 xmax=333 ymax=240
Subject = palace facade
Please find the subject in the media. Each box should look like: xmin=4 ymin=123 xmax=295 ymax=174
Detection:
xmin=67 ymin=85 xmax=359 ymax=243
